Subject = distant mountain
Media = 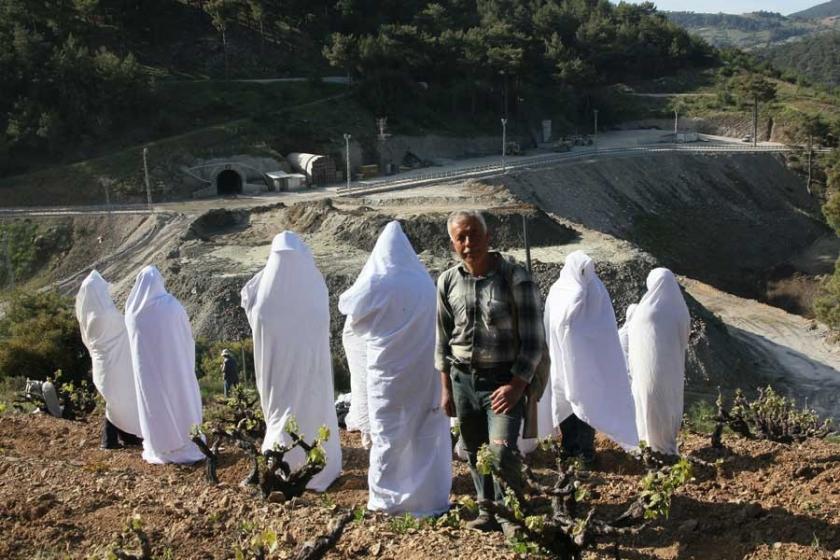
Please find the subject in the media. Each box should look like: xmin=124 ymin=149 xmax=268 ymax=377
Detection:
xmin=761 ymin=32 xmax=840 ymax=85
xmin=790 ymin=0 xmax=840 ymax=20
xmin=666 ymin=10 xmax=838 ymax=50
xmin=667 ymin=11 xmax=787 ymax=32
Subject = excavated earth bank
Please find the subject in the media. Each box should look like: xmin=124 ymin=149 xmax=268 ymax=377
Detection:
xmin=119 ymin=197 xmax=754 ymax=398
xmin=502 ymin=152 xmax=830 ymax=307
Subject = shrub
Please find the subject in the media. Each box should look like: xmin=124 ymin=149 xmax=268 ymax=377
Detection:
xmin=0 ymin=290 xmax=89 ymax=383
xmin=683 ymin=398 xmax=717 ymax=433
xmin=815 ymin=260 xmax=840 ymax=330
xmin=0 ymin=221 xmax=39 ymax=286
xmin=196 ymin=338 xmax=254 ymax=386
xmin=712 ymin=386 xmax=834 ymax=446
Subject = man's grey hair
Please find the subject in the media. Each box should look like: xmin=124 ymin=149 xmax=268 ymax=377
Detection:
xmin=446 ymin=210 xmax=488 ymax=238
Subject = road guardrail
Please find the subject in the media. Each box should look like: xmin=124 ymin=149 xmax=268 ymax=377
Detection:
xmin=337 ymin=142 xmax=823 ymax=197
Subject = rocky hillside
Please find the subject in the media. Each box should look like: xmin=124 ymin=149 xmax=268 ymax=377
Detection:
xmin=761 ymin=32 xmax=840 ymax=86
xmin=666 ymin=10 xmax=838 ymax=50
xmin=502 ymin=152 xmax=828 ymax=305
xmin=791 ymin=0 xmax=840 ymax=19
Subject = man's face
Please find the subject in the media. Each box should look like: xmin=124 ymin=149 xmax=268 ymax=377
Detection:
xmin=449 ymin=218 xmax=490 ymax=267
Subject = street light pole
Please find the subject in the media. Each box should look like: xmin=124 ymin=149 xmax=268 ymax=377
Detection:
xmin=674 ymin=109 xmax=679 ymax=136
xmin=102 ymin=179 xmax=112 ymax=214
xmin=343 ymin=133 xmax=351 ymax=191
xmin=2 ymin=225 xmax=13 ymax=290
xmin=593 ymin=109 xmax=599 ymax=150
xmin=142 ymin=147 xmax=152 ymax=211
xmin=501 ymin=118 xmax=508 ymax=173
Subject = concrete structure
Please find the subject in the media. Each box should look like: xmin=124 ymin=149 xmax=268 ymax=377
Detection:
xmin=676 ymin=132 xmax=700 ymax=143
xmin=287 ymin=153 xmax=336 ymax=186
xmin=183 ymin=156 xmax=290 ymax=198
xmin=266 ymin=171 xmax=307 ymax=191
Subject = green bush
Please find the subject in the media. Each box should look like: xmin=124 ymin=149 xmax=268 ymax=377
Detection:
xmin=683 ymin=398 xmax=717 ymax=433
xmin=817 ymin=150 xmax=840 ymax=330
xmin=0 ymin=375 xmax=26 ymax=413
xmin=0 ymin=221 xmax=39 ymax=286
xmin=0 ymin=290 xmax=89 ymax=383
xmin=196 ymin=338 xmax=254 ymax=386
xmin=815 ymin=259 xmax=840 ymax=330
xmin=198 ymin=370 xmax=226 ymax=402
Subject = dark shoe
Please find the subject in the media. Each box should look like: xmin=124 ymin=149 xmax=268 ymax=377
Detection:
xmin=499 ymin=518 xmax=521 ymax=541
xmin=119 ymin=432 xmax=143 ymax=447
xmin=101 ymin=418 xmax=121 ymax=449
xmin=466 ymin=511 xmax=499 ymax=532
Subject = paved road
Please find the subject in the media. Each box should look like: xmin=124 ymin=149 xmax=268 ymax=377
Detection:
xmin=628 ymin=92 xmax=715 ymax=98
xmin=178 ymin=76 xmax=350 ymax=85
xmin=339 ymin=132 xmax=806 ymax=197
xmin=0 ymin=131 xmax=816 ymax=216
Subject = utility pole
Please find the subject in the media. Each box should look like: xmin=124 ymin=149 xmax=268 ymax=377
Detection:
xmin=377 ymin=117 xmax=390 ymax=174
xmin=674 ymin=108 xmax=679 ymax=136
xmin=143 ymin=147 xmax=152 ymax=211
xmin=522 ymin=214 xmax=532 ymax=274
xmin=593 ymin=109 xmax=599 ymax=150
xmin=501 ymin=118 xmax=508 ymax=174
xmin=101 ymin=178 xmax=112 ymax=215
xmin=752 ymin=96 xmax=758 ymax=148
xmin=343 ymin=133 xmax=351 ymax=191
xmin=2 ymin=226 xmax=13 ymax=290
xmin=806 ymin=134 xmax=813 ymax=195
xmin=501 ymin=70 xmax=509 ymax=119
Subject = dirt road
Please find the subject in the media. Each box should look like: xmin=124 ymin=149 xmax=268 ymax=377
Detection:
xmin=683 ymin=277 xmax=840 ymax=419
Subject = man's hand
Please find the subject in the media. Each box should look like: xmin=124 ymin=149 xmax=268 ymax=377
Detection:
xmin=490 ymin=376 xmax=527 ymax=415
xmin=440 ymin=371 xmax=456 ymax=417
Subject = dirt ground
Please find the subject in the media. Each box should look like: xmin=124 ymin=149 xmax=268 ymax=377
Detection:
xmin=1 ymin=411 xmax=838 ymax=560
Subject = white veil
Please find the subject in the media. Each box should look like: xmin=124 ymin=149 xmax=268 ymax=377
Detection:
xmin=545 ymin=251 xmax=639 ymax=450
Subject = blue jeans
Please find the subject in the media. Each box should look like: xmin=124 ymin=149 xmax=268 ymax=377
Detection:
xmin=451 ymin=364 xmax=524 ymax=504
xmin=223 ymin=378 xmax=238 ymax=398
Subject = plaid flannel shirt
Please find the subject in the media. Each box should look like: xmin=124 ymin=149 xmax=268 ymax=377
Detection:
xmin=435 ymin=253 xmax=544 ymax=383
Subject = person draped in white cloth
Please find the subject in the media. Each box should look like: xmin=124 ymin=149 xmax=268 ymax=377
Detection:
xmin=618 ymin=304 xmax=638 ymax=376
xmin=124 ymin=265 xmax=204 ymax=464
xmin=544 ymin=251 xmax=639 ymax=456
xmin=627 ymin=268 xmax=690 ymax=456
xmin=342 ymin=317 xmax=370 ymax=449
xmin=240 ymin=231 xmax=341 ymax=492
xmin=339 ymin=221 xmax=452 ymax=516
xmin=75 ymin=270 xmax=142 ymax=448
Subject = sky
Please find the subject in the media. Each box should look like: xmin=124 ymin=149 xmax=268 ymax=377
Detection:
xmin=614 ymin=0 xmax=823 ymax=15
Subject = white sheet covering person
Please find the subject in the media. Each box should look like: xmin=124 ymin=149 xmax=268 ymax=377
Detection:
xmin=125 ymin=265 xmax=204 ymax=464
xmin=544 ymin=251 xmax=639 ymax=450
xmin=338 ymin=221 xmax=451 ymax=516
xmin=627 ymin=268 xmax=690 ymax=456
xmin=619 ymin=304 xmax=638 ymax=375
xmin=75 ymin=270 xmax=142 ymax=438
xmin=342 ymin=317 xmax=370 ymax=448
xmin=240 ymin=232 xmax=341 ymax=492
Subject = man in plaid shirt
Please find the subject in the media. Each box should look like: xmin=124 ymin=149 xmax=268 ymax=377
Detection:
xmin=436 ymin=210 xmax=544 ymax=536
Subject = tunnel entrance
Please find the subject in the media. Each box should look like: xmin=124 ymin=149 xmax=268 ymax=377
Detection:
xmin=216 ymin=169 xmax=243 ymax=195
